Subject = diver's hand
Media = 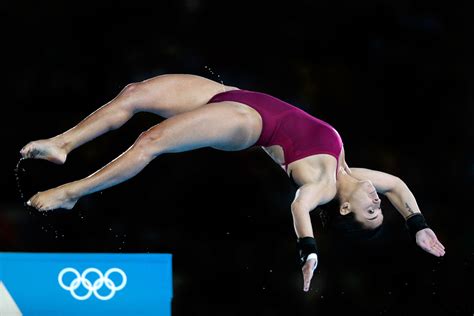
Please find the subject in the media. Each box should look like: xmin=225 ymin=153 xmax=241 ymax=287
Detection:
xmin=416 ymin=228 xmax=446 ymax=257
xmin=302 ymin=257 xmax=318 ymax=292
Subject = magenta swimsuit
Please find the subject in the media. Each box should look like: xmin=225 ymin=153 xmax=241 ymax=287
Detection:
xmin=207 ymin=89 xmax=343 ymax=171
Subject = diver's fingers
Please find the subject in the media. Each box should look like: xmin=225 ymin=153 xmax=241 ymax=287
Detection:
xmin=433 ymin=244 xmax=445 ymax=256
xmin=302 ymin=268 xmax=313 ymax=292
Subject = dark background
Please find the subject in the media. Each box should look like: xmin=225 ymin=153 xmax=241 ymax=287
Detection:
xmin=1 ymin=0 xmax=473 ymax=315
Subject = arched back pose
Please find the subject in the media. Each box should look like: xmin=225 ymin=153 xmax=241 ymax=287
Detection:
xmin=20 ymin=74 xmax=445 ymax=292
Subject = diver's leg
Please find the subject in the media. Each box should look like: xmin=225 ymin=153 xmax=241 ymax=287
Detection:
xmin=19 ymin=74 xmax=228 ymax=164
xmin=27 ymin=101 xmax=262 ymax=211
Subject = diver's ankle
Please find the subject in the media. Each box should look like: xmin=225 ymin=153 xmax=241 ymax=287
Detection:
xmin=51 ymin=137 xmax=72 ymax=154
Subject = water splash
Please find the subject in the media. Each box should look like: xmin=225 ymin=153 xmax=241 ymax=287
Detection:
xmin=108 ymin=227 xmax=128 ymax=252
xmin=204 ymin=65 xmax=225 ymax=92
xmin=14 ymin=158 xmax=27 ymax=204
xmin=14 ymin=157 xmax=65 ymax=239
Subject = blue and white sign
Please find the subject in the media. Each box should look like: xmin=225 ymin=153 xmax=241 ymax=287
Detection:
xmin=0 ymin=252 xmax=173 ymax=315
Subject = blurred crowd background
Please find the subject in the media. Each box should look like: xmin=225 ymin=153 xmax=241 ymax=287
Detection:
xmin=1 ymin=0 xmax=473 ymax=315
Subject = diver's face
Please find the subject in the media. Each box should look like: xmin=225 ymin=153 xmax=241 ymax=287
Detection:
xmin=347 ymin=180 xmax=384 ymax=229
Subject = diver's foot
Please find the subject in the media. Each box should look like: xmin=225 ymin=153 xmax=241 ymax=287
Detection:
xmin=27 ymin=186 xmax=78 ymax=211
xmin=20 ymin=138 xmax=68 ymax=164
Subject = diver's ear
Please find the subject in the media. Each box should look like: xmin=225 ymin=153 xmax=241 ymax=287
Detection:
xmin=339 ymin=202 xmax=351 ymax=216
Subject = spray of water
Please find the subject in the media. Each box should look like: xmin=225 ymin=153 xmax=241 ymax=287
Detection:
xmin=14 ymin=158 xmax=27 ymax=204
xmin=204 ymin=65 xmax=226 ymax=92
xmin=14 ymin=157 xmax=64 ymax=237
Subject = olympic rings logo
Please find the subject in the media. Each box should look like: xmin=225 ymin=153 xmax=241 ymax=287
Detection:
xmin=58 ymin=267 xmax=127 ymax=301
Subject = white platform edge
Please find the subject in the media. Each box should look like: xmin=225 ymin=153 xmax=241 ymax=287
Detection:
xmin=0 ymin=281 xmax=22 ymax=315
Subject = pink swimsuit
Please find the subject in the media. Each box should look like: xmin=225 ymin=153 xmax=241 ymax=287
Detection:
xmin=207 ymin=89 xmax=343 ymax=171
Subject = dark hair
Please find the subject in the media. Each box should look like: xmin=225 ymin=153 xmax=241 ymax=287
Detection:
xmin=316 ymin=198 xmax=384 ymax=242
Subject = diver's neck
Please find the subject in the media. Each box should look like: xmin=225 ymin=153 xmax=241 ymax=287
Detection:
xmin=336 ymin=168 xmax=358 ymax=200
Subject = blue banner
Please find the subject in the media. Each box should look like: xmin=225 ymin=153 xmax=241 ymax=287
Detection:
xmin=0 ymin=252 xmax=173 ymax=315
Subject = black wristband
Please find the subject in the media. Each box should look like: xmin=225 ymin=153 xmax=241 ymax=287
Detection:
xmin=297 ymin=237 xmax=318 ymax=266
xmin=405 ymin=213 xmax=429 ymax=239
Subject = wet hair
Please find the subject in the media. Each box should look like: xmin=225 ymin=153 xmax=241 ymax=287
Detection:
xmin=316 ymin=198 xmax=384 ymax=242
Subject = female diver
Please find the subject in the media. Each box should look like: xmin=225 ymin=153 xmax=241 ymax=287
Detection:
xmin=19 ymin=74 xmax=446 ymax=292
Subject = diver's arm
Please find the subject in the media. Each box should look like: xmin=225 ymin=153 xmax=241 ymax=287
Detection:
xmin=383 ymin=179 xmax=423 ymax=220
xmin=290 ymin=180 xmax=336 ymax=291
xmin=290 ymin=180 xmax=336 ymax=238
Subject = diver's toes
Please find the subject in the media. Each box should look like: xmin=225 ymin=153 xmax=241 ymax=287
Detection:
xmin=20 ymin=144 xmax=30 ymax=153
xmin=29 ymin=148 xmax=38 ymax=158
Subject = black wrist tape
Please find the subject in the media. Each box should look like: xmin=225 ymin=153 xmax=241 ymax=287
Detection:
xmin=405 ymin=213 xmax=429 ymax=238
xmin=297 ymin=237 xmax=318 ymax=266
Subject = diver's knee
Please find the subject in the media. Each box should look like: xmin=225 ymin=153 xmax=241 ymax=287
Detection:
xmin=133 ymin=129 xmax=165 ymax=159
xmin=121 ymin=82 xmax=144 ymax=96
xmin=118 ymin=82 xmax=148 ymax=108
